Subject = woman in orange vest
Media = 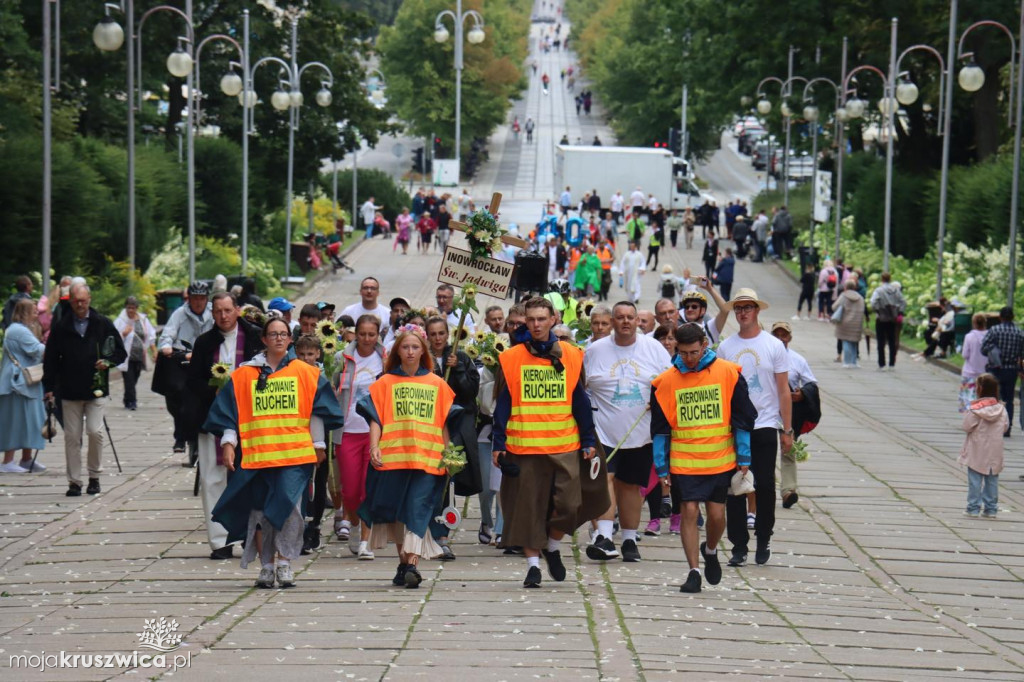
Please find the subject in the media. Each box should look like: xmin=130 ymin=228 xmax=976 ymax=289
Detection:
xmin=356 ymin=324 xmax=459 ymax=589
xmin=205 ymin=317 xmax=344 ymax=590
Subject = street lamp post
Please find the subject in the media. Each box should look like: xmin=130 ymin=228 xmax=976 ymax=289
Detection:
xmin=802 ymin=76 xmax=841 ymax=248
xmin=243 ymin=17 xmax=333 ymax=281
xmin=755 ymin=74 xmax=807 ymax=197
xmin=433 ymin=0 xmax=485 ymax=176
xmin=880 ymin=28 xmax=948 ymax=280
xmin=954 ymin=3 xmax=1024 ymax=307
xmin=42 ymin=0 xmax=60 ymax=296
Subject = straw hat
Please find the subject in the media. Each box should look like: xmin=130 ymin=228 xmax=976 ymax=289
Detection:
xmin=724 ymin=287 xmax=770 ymax=311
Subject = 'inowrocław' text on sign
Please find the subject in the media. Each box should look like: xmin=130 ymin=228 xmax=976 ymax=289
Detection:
xmin=252 ymin=376 xmax=299 ymax=416
xmin=520 ymin=365 xmax=567 ymax=402
xmin=391 ymin=382 xmax=438 ymax=423
xmin=674 ymin=384 xmax=723 ymax=426
xmin=438 ymin=246 xmax=514 ymax=298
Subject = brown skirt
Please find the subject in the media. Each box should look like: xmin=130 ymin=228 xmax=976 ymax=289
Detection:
xmin=500 ymin=448 xmax=611 ymax=550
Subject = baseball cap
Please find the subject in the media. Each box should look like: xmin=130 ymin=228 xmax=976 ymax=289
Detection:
xmin=389 ymin=296 xmax=411 ymax=309
xmin=268 ymin=297 xmax=295 ymax=312
xmin=771 ymin=321 xmax=792 ymax=335
xmin=317 ymin=301 xmax=335 ymax=311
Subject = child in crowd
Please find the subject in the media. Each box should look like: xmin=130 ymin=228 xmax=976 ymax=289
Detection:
xmin=958 ymin=374 xmax=1007 ymax=518
xmin=794 ymin=263 xmax=816 ymax=321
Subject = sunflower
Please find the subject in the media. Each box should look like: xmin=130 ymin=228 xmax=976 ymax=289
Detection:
xmin=321 ymin=338 xmax=338 ymax=353
xmin=493 ymin=339 xmax=507 ymax=353
xmin=211 ymin=362 xmax=232 ymax=379
xmin=581 ymin=300 xmax=595 ymax=317
xmin=454 ymin=326 xmax=470 ymax=341
xmin=316 ymin=319 xmax=337 ymax=340
xmin=474 ymin=330 xmax=487 ymax=342
xmin=480 ymin=353 xmax=497 ymax=367
xmin=465 ymin=344 xmax=480 ymax=359
xmin=462 ymin=284 xmax=477 ymax=298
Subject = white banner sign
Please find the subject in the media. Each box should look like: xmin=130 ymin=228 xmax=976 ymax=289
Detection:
xmin=438 ymin=246 xmax=514 ymax=298
xmin=813 ymin=170 xmax=833 ymax=223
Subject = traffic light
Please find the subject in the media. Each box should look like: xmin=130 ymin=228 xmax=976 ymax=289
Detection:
xmin=668 ymin=127 xmax=682 ymax=156
xmin=412 ymin=147 xmax=424 ymax=174
xmin=433 ymin=136 xmax=443 ymax=157
xmin=652 ymin=141 xmax=666 ymax=148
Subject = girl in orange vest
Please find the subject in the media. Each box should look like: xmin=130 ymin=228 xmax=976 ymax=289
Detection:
xmin=206 ymin=318 xmax=344 ymax=589
xmin=356 ymin=324 xmax=459 ymax=589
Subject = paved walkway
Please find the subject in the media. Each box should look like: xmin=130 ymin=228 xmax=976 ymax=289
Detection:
xmin=2 ymin=6 xmax=1024 ymax=682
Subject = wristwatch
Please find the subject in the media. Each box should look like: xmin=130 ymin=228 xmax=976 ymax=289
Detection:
xmin=782 ymin=428 xmax=794 ymax=436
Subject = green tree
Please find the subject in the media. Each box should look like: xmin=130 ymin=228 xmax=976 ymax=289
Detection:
xmin=378 ymin=0 xmax=529 ymax=160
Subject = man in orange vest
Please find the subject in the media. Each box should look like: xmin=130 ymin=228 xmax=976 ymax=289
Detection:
xmin=651 ymin=322 xmax=757 ymax=594
xmin=492 ymin=296 xmax=601 ymax=588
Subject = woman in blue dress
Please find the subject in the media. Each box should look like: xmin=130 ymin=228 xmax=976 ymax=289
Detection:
xmin=1 ymin=299 xmax=47 ymax=473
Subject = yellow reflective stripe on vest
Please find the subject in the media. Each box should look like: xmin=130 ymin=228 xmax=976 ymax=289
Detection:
xmin=382 ymin=422 xmax=442 ymax=437
xmin=506 ymin=433 xmax=581 ymax=449
xmin=239 ymin=417 xmax=309 ymax=433
xmin=246 ymin=446 xmax=314 ymax=463
xmin=671 ymin=425 xmax=731 ymax=439
xmin=382 ymin=438 xmax=443 ymax=452
xmin=511 ymin=404 xmax=572 ymax=416
xmin=672 ymin=452 xmax=735 ymax=470
xmin=245 ymin=432 xmax=310 ymax=448
xmin=507 ymin=418 xmax=577 ymax=432
xmin=671 ymin=438 xmax=735 ymax=453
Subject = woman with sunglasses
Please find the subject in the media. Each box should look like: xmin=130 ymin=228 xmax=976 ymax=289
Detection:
xmin=204 ymin=317 xmax=344 ymax=589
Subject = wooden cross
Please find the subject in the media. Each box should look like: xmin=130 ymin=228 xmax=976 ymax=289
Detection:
xmin=449 ymin=192 xmax=529 ymax=249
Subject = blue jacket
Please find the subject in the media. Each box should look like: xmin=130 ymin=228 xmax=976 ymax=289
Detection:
xmin=0 ymin=322 xmax=45 ymax=400
xmin=714 ymin=256 xmax=735 ymax=285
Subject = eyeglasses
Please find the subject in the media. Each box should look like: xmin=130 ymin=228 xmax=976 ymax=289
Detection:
xmin=361 ymin=285 xmax=379 ymax=291
xmin=733 ymin=304 xmax=758 ymax=313
xmin=684 ymin=304 xmax=703 ymax=311
xmin=265 ymin=331 xmax=291 ymax=339
xmin=678 ymin=349 xmax=704 ymax=358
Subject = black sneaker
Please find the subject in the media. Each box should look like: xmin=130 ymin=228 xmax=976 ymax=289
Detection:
xmin=523 ymin=565 xmax=542 ymax=588
xmin=210 ymin=545 xmax=233 ymax=560
xmin=782 ymin=491 xmax=799 ymax=509
xmin=542 ymin=549 xmax=567 ymax=581
xmin=621 ymin=539 xmax=641 ymax=562
xmin=585 ymin=535 xmax=619 ymax=561
xmin=86 ymin=478 xmax=100 ymax=495
xmin=680 ymin=569 xmax=702 ymax=593
xmin=404 ymin=565 xmax=422 ymax=588
xmin=503 ymin=545 xmax=524 ymax=556
xmin=439 ymin=544 xmax=456 ymax=561
xmin=701 ymin=542 xmax=722 ymax=585
xmin=173 ymin=440 xmax=186 ymax=454
xmin=755 ymin=542 xmax=771 ymax=565
xmin=66 ymin=483 xmax=82 ymax=497
xmin=727 ymin=550 xmax=747 ymax=567
xmin=301 ymin=527 xmax=313 ymax=555
xmin=392 ymin=563 xmax=409 ymax=586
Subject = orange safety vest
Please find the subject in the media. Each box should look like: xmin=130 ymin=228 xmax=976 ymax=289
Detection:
xmin=568 ymin=247 xmax=582 ymax=272
xmin=369 ymin=372 xmax=454 ymax=475
xmin=499 ymin=341 xmax=583 ymax=455
xmin=651 ymin=358 xmax=740 ymax=475
xmin=597 ymin=246 xmax=613 ymax=270
xmin=233 ymin=360 xmax=319 ymax=469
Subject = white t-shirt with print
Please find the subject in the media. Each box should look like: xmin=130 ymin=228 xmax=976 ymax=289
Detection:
xmin=344 ymin=350 xmax=383 ymax=434
xmin=585 ymin=334 xmax=672 ymax=448
xmin=717 ymin=330 xmax=788 ymax=430
xmin=340 ymin=302 xmax=390 ymax=329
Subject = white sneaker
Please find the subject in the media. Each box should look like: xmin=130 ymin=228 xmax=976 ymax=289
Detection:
xmin=275 ymin=563 xmax=295 ymax=587
xmin=255 ymin=565 xmax=275 ymax=588
xmin=357 ymin=541 xmax=375 ymax=560
xmin=336 ymin=519 xmax=351 ymax=542
xmin=20 ymin=460 xmax=46 ymax=472
xmin=0 ymin=462 xmax=29 ymax=473
xmin=791 ymin=314 xmax=801 ymax=320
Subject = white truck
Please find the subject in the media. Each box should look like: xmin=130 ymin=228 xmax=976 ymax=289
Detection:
xmin=554 ymin=145 xmax=710 ymax=211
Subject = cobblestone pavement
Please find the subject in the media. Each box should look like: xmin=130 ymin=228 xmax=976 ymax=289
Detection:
xmin=3 ymin=9 xmax=1024 ymax=682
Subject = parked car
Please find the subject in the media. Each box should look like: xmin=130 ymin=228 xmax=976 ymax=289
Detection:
xmin=733 ymin=116 xmax=762 ymax=137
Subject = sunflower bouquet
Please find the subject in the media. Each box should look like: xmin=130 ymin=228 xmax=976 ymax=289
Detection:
xmin=240 ymin=305 xmax=266 ymax=328
xmin=316 ymin=320 xmax=345 ymax=377
xmin=792 ymin=439 xmax=809 ymax=463
xmin=440 ymin=442 xmax=468 ymax=476
xmin=464 ymin=330 xmax=508 ymax=370
xmin=208 ymin=362 xmax=233 ymax=390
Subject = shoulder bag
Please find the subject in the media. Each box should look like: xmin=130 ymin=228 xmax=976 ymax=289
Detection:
xmin=5 ymin=347 xmax=43 ymax=385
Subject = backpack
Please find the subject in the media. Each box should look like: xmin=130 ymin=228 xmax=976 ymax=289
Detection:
xmin=661 ymin=279 xmax=677 ymax=299
xmin=826 ymin=270 xmax=837 ymax=290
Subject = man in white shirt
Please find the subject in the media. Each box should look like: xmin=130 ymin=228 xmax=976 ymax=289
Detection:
xmin=585 ymin=301 xmax=672 ymax=563
xmin=716 ymin=288 xmax=793 ymax=568
xmin=340 ymin=277 xmax=391 ymax=328
xmin=361 ymin=196 xmax=382 ymax=238
xmin=436 ymin=283 xmax=475 ymax=332
xmin=458 ymin=189 xmax=472 ymax=221
xmin=559 ymin=186 xmax=573 ymax=216
xmin=629 ymin=186 xmax=645 ymax=210
xmin=770 ymin=321 xmax=817 ymax=510
xmin=610 ymin=191 xmax=625 ymax=224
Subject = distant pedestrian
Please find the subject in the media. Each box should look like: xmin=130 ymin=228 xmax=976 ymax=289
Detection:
xmin=541 ymin=73 xmax=550 ymax=94
xmin=702 ymin=229 xmax=719 ymax=280
xmin=869 ymin=272 xmax=906 ymax=369
xmin=771 ymin=205 xmax=792 ymax=259
xmin=0 ymin=299 xmax=47 ymax=473
xmin=1 ymin=275 xmax=33 ymax=330
xmin=114 ymin=296 xmax=156 ymax=411
xmin=981 ymin=306 xmax=1024 ymax=436
xmin=794 ymin=263 xmax=815 ymax=321
xmin=960 ymin=314 xmax=989 ymax=412
xmin=958 ymin=374 xmax=1007 ymax=518
xmin=524 ymin=117 xmax=535 ymax=143
xmin=42 ymin=283 xmax=127 ymax=496
xmin=575 ymin=95 xmax=582 ymax=115
xmin=833 ymin=280 xmax=865 ymax=368
xmin=592 ymin=135 xmax=602 ymax=146
xmin=713 ymin=248 xmax=735 ymax=302
xmin=361 ymin=196 xmax=383 ymax=239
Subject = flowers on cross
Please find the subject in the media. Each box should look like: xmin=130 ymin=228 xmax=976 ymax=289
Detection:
xmin=465 ymin=210 xmax=506 ymax=261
